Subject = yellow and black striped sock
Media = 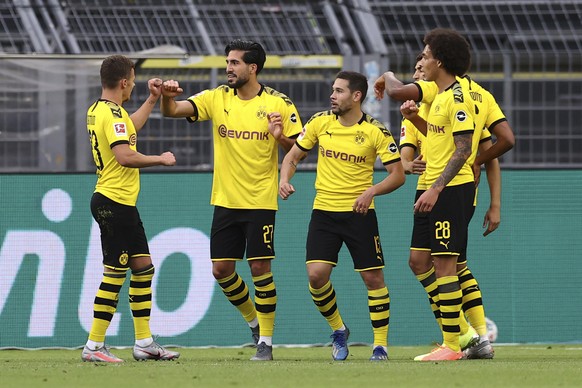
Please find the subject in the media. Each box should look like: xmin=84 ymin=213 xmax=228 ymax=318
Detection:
xmin=458 ymin=266 xmax=487 ymax=336
xmin=438 ymin=275 xmax=463 ymax=352
xmin=88 ymin=271 xmax=126 ymax=342
xmin=309 ymin=281 xmax=344 ymax=331
xmin=253 ymin=272 xmax=277 ymax=337
xmin=217 ymin=272 xmax=257 ymax=323
xmin=129 ymin=264 xmax=154 ymax=340
xmin=416 ymin=267 xmax=441 ymax=327
xmin=368 ymin=287 xmax=390 ymax=348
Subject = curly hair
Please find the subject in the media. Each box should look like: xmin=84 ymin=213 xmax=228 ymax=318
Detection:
xmin=423 ymin=28 xmax=471 ymax=77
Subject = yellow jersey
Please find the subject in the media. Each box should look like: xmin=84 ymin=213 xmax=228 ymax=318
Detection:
xmin=87 ymin=99 xmax=139 ymax=206
xmin=297 ymin=111 xmax=401 ymax=211
xmin=188 ymin=84 xmax=303 ymax=210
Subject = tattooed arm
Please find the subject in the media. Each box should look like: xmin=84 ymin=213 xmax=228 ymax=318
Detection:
xmin=413 ymin=132 xmax=472 ymax=214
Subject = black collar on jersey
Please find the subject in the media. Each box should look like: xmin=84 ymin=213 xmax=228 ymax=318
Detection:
xmin=334 ymin=112 xmax=366 ymax=125
xmin=97 ymin=98 xmax=120 ymax=106
xmin=233 ymin=83 xmax=265 ymax=97
xmin=358 ymin=112 xmax=366 ymax=124
xmin=444 ymin=80 xmax=461 ymax=91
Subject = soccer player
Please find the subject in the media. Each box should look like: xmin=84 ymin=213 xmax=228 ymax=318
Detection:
xmin=399 ymin=28 xmax=477 ymax=361
xmin=160 ymin=40 xmax=302 ymax=361
xmin=398 ymin=57 xmax=505 ymax=359
xmin=279 ymin=71 xmax=405 ymax=361
xmin=82 ymin=54 xmax=179 ymax=363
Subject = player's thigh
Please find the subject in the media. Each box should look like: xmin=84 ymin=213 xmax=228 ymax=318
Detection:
xmin=244 ymin=209 xmax=276 ymax=260
xmin=343 ymin=210 xmax=385 ymax=271
xmin=210 ymin=206 xmax=246 ymax=260
xmin=306 ymin=210 xmax=343 ymax=267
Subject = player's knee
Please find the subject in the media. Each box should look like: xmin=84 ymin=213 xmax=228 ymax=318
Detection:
xmin=212 ymin=262 xmax=235 ymax=280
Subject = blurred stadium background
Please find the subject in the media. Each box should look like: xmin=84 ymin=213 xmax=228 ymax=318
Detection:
xmin=1 ymin=0 xmax=581 ymax=171
xmin=1 ymin=0 xmax=582 ymax=349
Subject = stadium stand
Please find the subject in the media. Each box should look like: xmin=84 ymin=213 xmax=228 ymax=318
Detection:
xmin=0 ymin=0 xmax=581 ymax=171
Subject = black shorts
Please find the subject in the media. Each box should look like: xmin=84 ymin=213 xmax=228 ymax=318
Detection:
xmin=90 ymin=192 xmax=150 ymax=270
xmin=410 ymin=189 xmax=430 ymax=251
xmin=306 ymin=209 xmax=384 ymax=272
xmin=210 ymin=206 xmax=276 ymax=261
xmin=411 ymin=183 xmax=475 ymax=257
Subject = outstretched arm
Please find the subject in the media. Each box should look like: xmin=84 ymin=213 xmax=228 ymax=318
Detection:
xmin=374 ymin=71 xmax=421 ymax=102
xmin=160 ymin=80 xmax=196 ymax=118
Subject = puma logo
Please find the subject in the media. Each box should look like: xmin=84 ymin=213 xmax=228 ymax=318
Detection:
xmin=439 ymin=240 xmax=450 ymax=249
xmin=325 ymin=131 xmax=333 ymax=138
xmin=224 ymin=109 xmax=230 ymax=115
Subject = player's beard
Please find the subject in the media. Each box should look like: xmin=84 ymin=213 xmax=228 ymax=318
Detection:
xmin=227 ymin=73 xmax=249 ymax=89
xmin=331 ymin=104 xmax=347 ymax=116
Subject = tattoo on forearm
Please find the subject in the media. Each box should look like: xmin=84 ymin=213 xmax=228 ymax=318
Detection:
xmin=290 ymin=160 xmax=297 ymax=169
xmin=433 ymin=133 xmax=472 ymax=190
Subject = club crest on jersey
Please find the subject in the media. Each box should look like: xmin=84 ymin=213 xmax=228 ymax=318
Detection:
xmin=256 ymin=106 xmax=267 ymax=120
xmin=113 ymin=123 xmax=126 ymax=136
xmin=354 ymin=131 xmax=365 ymax=145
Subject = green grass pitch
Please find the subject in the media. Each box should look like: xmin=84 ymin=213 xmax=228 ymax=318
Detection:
xmin=2 ymin=344 xmax=581 ymax=387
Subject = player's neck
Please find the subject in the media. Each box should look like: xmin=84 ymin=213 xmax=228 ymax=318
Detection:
xmin=435 ymin=73 xmax=457 ymax=93
xmin=101 ymin=89 xmax=123 ymax=105
xmin=338 ymin=108 xmax=363 ymax=127
xmin=235 ymin=80 xmax=261 ymax=100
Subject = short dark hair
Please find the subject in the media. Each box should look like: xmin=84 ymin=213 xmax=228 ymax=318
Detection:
xmin=224 ymin=39 xmax=267 ymax=74
xmin=423 ymin=28 xmax=471 ymax=77
xmin=335 ymin=71 xmax=368 ymax=101
xmin=100 ymin=55 xmax=134 ymax=89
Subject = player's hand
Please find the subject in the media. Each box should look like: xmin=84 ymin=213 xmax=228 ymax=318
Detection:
xmin=148 ymin=78 xmax=163 ymax=98
xmin=162 ymin=80 xmax=184 ymax=98
xmin=160 ymin=151 xmax=176 ymax=166
xmin=400 ymin=100 xmax=419 ymax=120
xmin=279 ymin=182 xmax=295 ymax=200
xmin=483 ymin=205 xmax=500 ymax=236
xmin=267 ymin=112 xmax=283 ymax=141
xmin=373 ymin=73 xmax=387 ymax=100
xmin=353 ymin=189 xmax=374 ymax=215
xmin=411 ymin=154 xmax=426 ymax=175
xmin=413 ymin=187 xmax=439 ymax=214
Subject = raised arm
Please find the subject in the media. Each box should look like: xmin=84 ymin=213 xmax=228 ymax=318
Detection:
xmin=130 ymin=78 xmax=162 ymax=131
xmin=160 ymin=79 xmax=197 ymax=118
xmin=374 ymin=71 xmax=421 ymax=102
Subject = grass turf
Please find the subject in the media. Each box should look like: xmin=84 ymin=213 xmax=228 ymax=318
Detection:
xmin=1 ymin=344 xmax=581 ymax=388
